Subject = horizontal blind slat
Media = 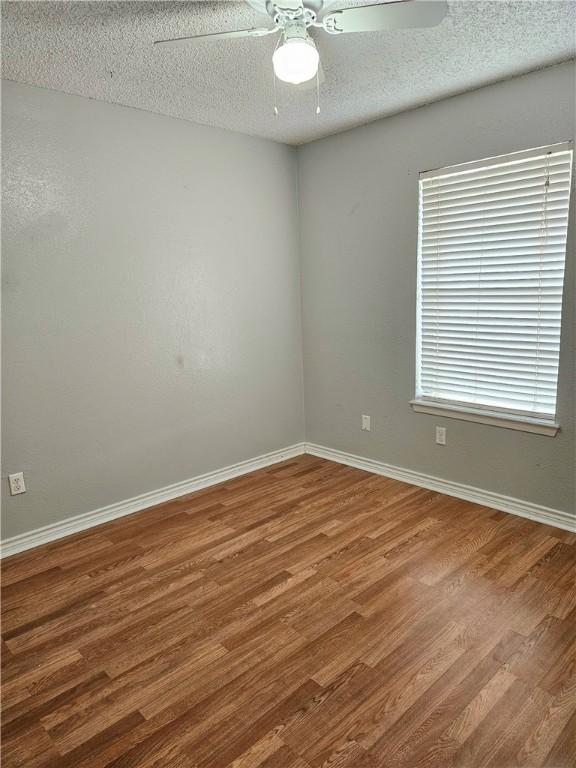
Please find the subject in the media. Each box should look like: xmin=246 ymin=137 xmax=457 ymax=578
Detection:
xmin=421 ymin=368 xmax=560 ymax=383
xmin=421 ymin=151 xmax=572 ymax=185
xmin=422 ymin=200 xmax=569 ymax=224
xmin=421 ymin=255 xmax=566 ymax=267
xmin=422 ymin=205 xmax=569 ymax=229
xmin=420 ymin=379 xmax=558 ymax=399
xmin=420 ymin=390 xmax=556 ymax=413
xmin=421 ymin=151 xmax=572 ymax=187
xmin=422 ymin=239 xmax=567 ymax=253
xmin=422 ymin=176 xmax=571 ymax=206
xmin=422 ymin=191 xmax=570 ymax=218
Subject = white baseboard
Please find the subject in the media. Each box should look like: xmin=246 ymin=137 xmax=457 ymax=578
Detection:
xmin=3 ymin=439 xmax=573 ymax=558
xmin=305 ymin=443 xmax=576 ymax=533
xmin=0 ymin=443 xmax=306 ymax=558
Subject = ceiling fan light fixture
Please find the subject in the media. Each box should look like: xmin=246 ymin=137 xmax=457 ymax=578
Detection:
xmin=272 ymin=37 xmax=319 ymax=85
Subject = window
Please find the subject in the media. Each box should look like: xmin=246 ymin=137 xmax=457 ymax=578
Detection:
xmin=412 ymin=143 xmax=573 ymax=436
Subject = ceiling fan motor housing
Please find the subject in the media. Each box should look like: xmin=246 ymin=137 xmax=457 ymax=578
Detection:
xmin=273 ymin=5 xmax=317 ymax=30
xmin=246 ymin=0 xmax=326 ymax=18
xmin=282 ymin=19 xmax=314 ymax=44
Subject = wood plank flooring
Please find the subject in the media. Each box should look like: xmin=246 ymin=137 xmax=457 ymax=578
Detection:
xmin=2 ymin=455 xmax=576 ymax=767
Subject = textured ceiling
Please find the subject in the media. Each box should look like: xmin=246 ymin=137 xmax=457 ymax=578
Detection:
xmin=1 ymin=0 xmax=575 ymax=145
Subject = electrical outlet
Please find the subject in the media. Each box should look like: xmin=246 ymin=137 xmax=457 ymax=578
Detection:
xmin=8 ymin=472 xmax=26 ymax=496
xmin=435 ymin=426 xmax=447 ymax=446
xmin=361 ymin=415 xmax=371 ymax=431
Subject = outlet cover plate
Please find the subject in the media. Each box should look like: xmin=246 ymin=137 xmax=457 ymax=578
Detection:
xmin=435 ymin=426 xmax=447 ymax=446
xmin=8 ymin=472 xmax=26 ymax=495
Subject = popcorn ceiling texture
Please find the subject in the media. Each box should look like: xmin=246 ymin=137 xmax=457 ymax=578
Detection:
xmin=1 ymin=0 xmax=575 ymax=145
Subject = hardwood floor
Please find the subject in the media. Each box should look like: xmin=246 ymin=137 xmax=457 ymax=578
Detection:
xmin=2 ymin=455 xmax=575 ymax=768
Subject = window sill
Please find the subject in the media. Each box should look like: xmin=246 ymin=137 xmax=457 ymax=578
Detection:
xmin=410 ymin=400 xmax=560 ymax=436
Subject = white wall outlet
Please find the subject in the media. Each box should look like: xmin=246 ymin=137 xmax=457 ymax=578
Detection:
xmin=435 ymin=426 xmax=447 ymax=446
xmin=8 ymin=472 xmax=26 ymax=496
xmin=361 ymin=414 xmax=371 ymax=431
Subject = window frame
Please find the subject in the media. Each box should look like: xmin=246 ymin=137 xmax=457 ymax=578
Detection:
xmin=411 ymin=142 xmax=573 ymax=437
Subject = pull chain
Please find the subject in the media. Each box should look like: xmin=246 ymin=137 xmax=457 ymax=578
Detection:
xmin=316 ymin=66 xmax=320 ymax=115
xmin=273 ymin=73 xmax=279 ymax=116
xmin=273 ymin=33 xmax=282 ymax=116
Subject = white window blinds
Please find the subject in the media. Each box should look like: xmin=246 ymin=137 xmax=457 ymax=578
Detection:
xmin=416 ymin=143 xmax=573 ymax=426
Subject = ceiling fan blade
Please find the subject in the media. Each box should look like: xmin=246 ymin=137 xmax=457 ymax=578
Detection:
xmin=274 ymin=1 xmax=305 ymax=12
xmin=243 ymin=0 xmax=270 ymax=13
xmin=322 ymin=0 xmax=447 ymax=34
xmin=243 ymin=0 xmax=305 ymax=15
xmin=154 ymin=27 xmax=277 ymax=47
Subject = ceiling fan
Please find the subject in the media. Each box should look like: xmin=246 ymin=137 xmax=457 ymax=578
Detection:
xmin=154 ymin=1 xmax=448 ymax=86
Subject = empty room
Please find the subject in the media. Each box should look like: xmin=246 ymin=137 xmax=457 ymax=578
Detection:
xmin=1 ymin=1 xmax=575 ymax=766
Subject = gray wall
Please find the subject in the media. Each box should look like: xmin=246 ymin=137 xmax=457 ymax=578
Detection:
xmin=2 ymin=81 xmax=304 ymax=539
xmin=298 ymin=62 xmax=575 ymax=516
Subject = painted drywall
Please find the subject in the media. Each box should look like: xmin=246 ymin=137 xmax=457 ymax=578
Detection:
xmin=2 ymin=81 xmax=304 ymax=539
xmin=298 ymin=62 xmax=576 ymax=516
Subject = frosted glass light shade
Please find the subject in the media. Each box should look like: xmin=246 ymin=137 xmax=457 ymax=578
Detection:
xmin=273 ymin=38 xmax=319 ymax=84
